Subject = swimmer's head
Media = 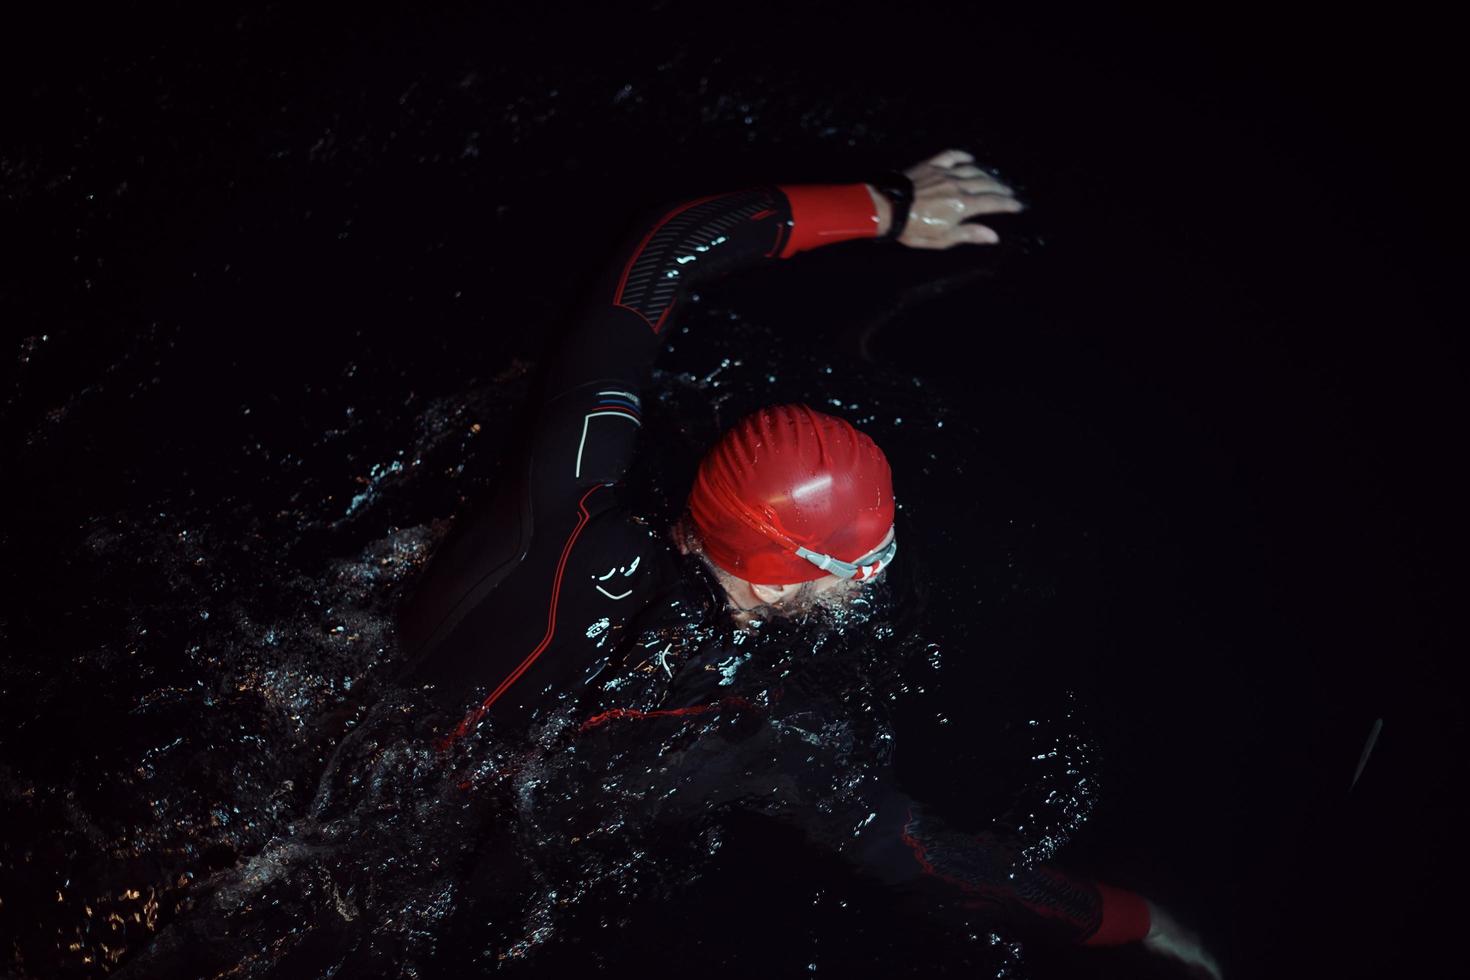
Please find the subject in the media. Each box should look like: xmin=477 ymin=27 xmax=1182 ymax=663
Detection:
xmin=680 ymin=405 xmax=895 ymax=619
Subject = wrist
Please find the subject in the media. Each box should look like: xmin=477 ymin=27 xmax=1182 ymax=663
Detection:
xmin=1144 ymin=899 xmax=1163 ymax=941
xmin=866 ymin=184 xmax=894 ymax=237
xmin=775 ymin=183 xmax=888 ymax=258
xmin=866 ymin=171 xmax=914 ymax=242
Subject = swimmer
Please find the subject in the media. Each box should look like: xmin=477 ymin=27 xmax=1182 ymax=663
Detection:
xmin=397 ymin=150 xmax=1222 ymax=976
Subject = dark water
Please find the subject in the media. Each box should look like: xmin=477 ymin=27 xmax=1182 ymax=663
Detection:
xmin=2 ymin=3 xmax=1462 ymax=977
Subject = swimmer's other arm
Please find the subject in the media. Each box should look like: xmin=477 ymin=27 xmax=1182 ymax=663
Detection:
xmin=847 ymin=790 xmax=1224 ymax=977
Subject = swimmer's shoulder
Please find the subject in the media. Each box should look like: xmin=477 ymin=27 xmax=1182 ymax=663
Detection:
xmin=566 ymin=499 xmax=682 ymax=611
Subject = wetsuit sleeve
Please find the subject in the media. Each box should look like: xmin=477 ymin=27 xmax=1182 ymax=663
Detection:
xmin=833 ymin=776 xmax=1152 ymax=946
xmin=529 ymin=184 xmax=880 ymax=497
xmin=608 ymin=706 xmax=1151 ymax=947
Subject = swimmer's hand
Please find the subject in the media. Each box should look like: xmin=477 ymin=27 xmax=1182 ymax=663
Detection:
xmin=869 ymin=148 xmax=1025 ymax=249
xmin=1142 ymin=900 xmax=1224 ymax=980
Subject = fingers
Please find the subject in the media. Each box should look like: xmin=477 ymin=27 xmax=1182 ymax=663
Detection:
xmin=956 ymin=174 xmax=1012 ymax=195
xmin=927 ymin=153 xmax=1010 ymax=189
xmin=947 ymin=163 xmax=992 ymax=179
xmin=927 ymin=148 xmax=975 ymax=169
xmin=958 ymin=191 xmax=1024 ymax=217
xmin=957 ymin=223 xmax=999 ymax=245
xmin=910 ymin=223 xmax=998 ymax=250
xmin=1199 ymin=949 xmax=1225 ymax=980
xmin=919 ymin=185 xmax=1022 ymax=219
xmin=951 ymin=164 xmax=1014 ymax=194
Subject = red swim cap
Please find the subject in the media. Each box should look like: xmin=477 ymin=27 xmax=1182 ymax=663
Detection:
xmin=688 ymin=404 xmax=895 ymax=584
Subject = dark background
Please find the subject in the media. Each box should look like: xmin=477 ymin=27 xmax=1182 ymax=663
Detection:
xmin=2 ymin=1 xmax=1462 ymax=977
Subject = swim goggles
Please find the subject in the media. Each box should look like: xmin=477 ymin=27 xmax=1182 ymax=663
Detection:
xmin=796 ymin=531 xmax=897 ymax=581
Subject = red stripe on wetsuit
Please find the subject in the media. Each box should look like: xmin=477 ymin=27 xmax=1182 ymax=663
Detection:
xmin=578 ymin=696 xmax=752 ymax=732
xmin=441 ymin=484 xmax=604 ymax=748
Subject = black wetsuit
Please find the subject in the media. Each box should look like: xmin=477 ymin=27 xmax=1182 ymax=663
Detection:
xmin=396 ymin=184 xmax=1151 ymax=946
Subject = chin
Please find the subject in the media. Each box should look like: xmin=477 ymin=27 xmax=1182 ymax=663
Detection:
xmin=775 ymin=581 xmax=882 ymax=628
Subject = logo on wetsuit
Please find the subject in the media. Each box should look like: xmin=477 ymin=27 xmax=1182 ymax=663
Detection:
xmin=591 ymin=554 xmax=641 ymax=600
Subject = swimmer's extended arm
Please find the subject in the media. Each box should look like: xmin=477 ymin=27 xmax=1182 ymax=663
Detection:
xmin=533 ymin=150 xmax=1023 ymax=495
xmin=644 ymin=723 xmax=1158 ymax=950
xmin=847 ymin=784 xmax=1222 ymax=975
xmin=848 ymin=784 xmax=1154 ymax=947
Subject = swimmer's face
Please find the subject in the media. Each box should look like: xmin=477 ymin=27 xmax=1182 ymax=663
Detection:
xmin=762 ymin=569 xmax=887 ymax=632
xmin=762 ymin=526 xmax=895 ymax=619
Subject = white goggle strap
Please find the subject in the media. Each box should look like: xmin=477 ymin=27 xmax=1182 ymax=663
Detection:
xmin=794 ymin=533 xmax=897 ymax=581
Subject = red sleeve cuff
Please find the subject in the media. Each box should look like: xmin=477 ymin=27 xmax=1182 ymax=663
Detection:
xmin=1082 ymin=883 xmax=1152 ymax=946
xmin=775 ymin=183 xmax=880 ymax=258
